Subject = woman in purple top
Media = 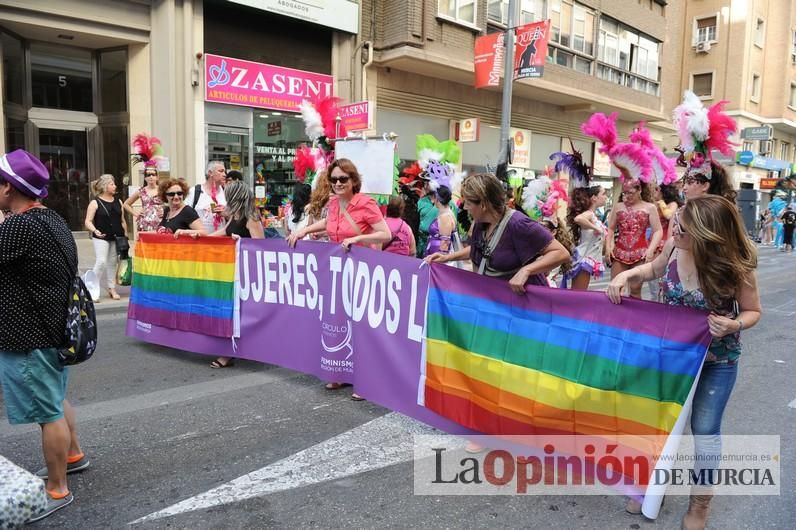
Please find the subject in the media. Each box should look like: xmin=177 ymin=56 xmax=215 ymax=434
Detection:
xmin=426 ymin=173 xmax=570 ymax=295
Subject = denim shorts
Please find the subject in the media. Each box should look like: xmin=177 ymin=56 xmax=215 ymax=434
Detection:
xmin=0 ymin=348 xmax=69 ymax=425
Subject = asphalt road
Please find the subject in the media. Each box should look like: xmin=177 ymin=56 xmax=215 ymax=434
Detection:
xmin=1 ymin=245 xmax=794 ymax=529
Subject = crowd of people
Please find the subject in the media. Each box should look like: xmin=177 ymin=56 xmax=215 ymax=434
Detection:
xmin=0 ymin=90 xmax=766 ymax=529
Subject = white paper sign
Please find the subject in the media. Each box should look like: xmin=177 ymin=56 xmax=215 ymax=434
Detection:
xmin=334 ymin=140 xmax=396 ymax=196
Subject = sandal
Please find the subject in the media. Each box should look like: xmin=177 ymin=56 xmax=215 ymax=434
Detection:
xmin=325 ymin=382 xmax=351 ymax=390
xmin=210 ymin=358 xmax=235 ymax=369
xmin=351 ymin=393 xmax=366 ymax=401
xmin=107 ymin=288 xmax=121 ymax=300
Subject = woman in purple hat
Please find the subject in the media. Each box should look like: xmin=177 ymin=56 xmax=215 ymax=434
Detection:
xmin=84 ymin=174 xmax=127 ymax=301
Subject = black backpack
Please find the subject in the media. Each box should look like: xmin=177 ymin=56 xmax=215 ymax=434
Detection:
xmin=30 ymin=215 xmax=98 ymax=365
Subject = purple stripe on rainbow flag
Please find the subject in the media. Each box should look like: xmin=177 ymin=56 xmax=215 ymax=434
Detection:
xmin=129 ymin=304 xmax=233 ymax=338
xmin=434 ymin=264 xmax=711 ymax=346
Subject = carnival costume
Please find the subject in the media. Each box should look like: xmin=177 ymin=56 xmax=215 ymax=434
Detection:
xmin=130 ymin=133 xmax=165 ymax=233
xmin=522 ymin=175 xmax=569 ymax=285
xmin=414 ymin=135 xmax=461 ymax=257
xmin=293 ymin=96 xmax=348 ymax=188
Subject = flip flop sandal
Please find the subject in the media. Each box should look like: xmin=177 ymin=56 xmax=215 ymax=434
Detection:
xmin=351 ymin=393 xmax=366 ymax=401
xmin=210 ymin=359 xmax=234 ymax=369
xmin=325 ymin=382 xmax=351 ymax=390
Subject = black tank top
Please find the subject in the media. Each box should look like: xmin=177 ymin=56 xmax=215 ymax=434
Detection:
xmin=225 ymin=215 xmax=251 ymax=238
xmin=93 ymin=198 xmax=124 ymax=240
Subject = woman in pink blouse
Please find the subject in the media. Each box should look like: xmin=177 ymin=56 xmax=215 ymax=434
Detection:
xmin=287 ymin=158 xmax=391 ymax=400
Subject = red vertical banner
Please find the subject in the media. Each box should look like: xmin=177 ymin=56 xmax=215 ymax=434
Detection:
xmin=474 ymin=32 xmax=505 ymax=88
xmin=514 ymin=20 xmax=551 ymax=80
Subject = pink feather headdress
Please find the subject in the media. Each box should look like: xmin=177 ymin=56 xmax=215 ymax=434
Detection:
xmin=673 ymin=90 xmax=738 ymax=180
xmin=131 ymin=133 xmax=163 ymax=168
xmin=630 ymin=123 xmax=678 ymax=185
xmin=581 ymin=112 xmax=652 ymax=183
xmin=293 ymin=144 xmax=331 ymax=187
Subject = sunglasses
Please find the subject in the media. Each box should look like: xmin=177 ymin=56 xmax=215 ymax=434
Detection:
xmin=165 ymin=191 xmax=184 ymax=197
xmin=328 ymin=176 xmax=351 ymax=184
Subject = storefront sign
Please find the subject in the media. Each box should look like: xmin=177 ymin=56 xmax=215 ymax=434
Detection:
xmin=509 ymin=127 xmax=531 ymax=169
xmin=593 ymin=143 xmax=613 ymax=177
xmin=741 ymin=126 xmax=772 ymax=140
xmin=456 ymin=118 xmax=480 ymax=143
xmin=760 ymin=178 xmax=779 ymax=190
xmin=226 ymin=0 xmax=359 ymax=33
xmin=474 ymin=32 xmax=504 ymax=88
xmin=267 ymin=121 xmax=282 ymax=136
xmin=736 ymin=151 xmax=790 ymax=171
xmin=205 ymin=54 xmax=334 ymax=112
xmin=736 ymin=151 xmax=754 ymax=165
xmin=514 ymin=20 xmax=551 ymax=80
xmin=340 ymin=101 xmax=373 ymax=132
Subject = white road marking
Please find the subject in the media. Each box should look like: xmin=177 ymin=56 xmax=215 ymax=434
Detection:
xmin=130 ymin=412 xmax=460 ymax=525
xmin=0 ymin=369 xmax=296 ymax=438
xmin=788 ymin=398 xmax=796 ymax=409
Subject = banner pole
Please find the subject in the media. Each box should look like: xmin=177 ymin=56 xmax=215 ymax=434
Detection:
xmin=498 ymin=0 xmax=517 ymax=167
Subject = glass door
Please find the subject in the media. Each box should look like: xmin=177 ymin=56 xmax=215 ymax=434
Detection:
xmin=38 ymin=128 xmax=90 ymax=230
xmin=207 ymin=126 xmax=251 ymax=180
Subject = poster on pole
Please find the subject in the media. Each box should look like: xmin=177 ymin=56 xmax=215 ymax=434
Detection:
xmin=474 ymin=32 xmax=505 ymax=88
xmin=513 ymin=20 xmax=551 ymax=80
xmin=334 ymin=139 xmax=396 ymax=195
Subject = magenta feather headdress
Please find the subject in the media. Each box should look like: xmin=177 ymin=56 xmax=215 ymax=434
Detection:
xmin=131 ymin=133 xmax=163 ymax=167
xmin=630 ymin=123 xmax=678 ymax=185
xmin=581 ymin=113 xmax=652 ymax=182
xmin=673 ymin=91 xmax=737 ymax=180
xmin=293 ymin=144 xmax=330 ymax=187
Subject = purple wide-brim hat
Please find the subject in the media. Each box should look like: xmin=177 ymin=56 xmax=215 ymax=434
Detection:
xmin=0 ymin=149 xmax=50 ymax=199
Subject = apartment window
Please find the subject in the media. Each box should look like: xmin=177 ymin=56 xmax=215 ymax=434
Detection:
xmin=597 ymin=17 xmax=660 ymax=95
xmin=742 ymin=141 xmax=754 ymax=153
xmin=695 ymin=16 xmax=717 ymax=44
xmin=755 ymin=18 xmax=765 ymax=47
xmin=790 ymin=83 xmax=796 ymax=108
xmin=691 ymin=72 xmax=713 ymax=98
xmin=792 ymin=30 xmax=796 ymax=63
xmin=487 ymin=0 xmax=546 ymax=26
xmin=781 ymin=142 xmax=790 ymax=161
xmin=751 ymin=74 xmax=761 ymax=102
xmin=440 ymin=0 xmax=476 ymax=25
xmin=540 ymin=1 xmax=595 ymax=74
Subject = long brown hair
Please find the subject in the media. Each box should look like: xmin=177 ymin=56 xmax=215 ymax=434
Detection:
xmin=307 ymin=170 xmax=332 ymax=219
xmin=686 ymin=162 xmax=737 ymax=202
xmin=680 ymin=195 xmax=757 ymax=310
xmin=567 ymin=186 xmax=601 ymax=245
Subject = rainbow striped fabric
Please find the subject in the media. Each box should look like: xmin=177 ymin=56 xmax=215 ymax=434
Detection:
xmin=128 ymin=233 xmax=237 ymax=338
xmin=422 ymin=264 xmax=712 ymax=442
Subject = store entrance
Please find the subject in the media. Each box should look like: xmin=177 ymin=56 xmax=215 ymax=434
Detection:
xmin=208 ymin=126 xmax=250 ymax=180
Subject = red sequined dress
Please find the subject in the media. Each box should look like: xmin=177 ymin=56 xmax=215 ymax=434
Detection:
xmin=612 ymin=207 xmax=650 ymax=265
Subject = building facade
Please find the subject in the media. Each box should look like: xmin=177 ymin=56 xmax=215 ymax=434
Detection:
xmin=673 ymin=0 xmax=796 ymax=212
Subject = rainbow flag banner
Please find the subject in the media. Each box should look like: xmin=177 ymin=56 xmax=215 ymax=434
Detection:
xmin=421 ymin=264 xmax=713 ymax=494
xmin=128 ymin=233 xmax=237 ymax=338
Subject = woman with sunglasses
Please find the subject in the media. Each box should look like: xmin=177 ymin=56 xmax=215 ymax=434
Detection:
xmin=123 ymin=167 xmax=163 ymax=234
xmin=287 ymin=158 xmax=390 ymax=251
xmin=287 ymin=159 xmax=390 ymax=400
xmin=157 ymin=178 xmax=207 ymax=236
xmin=426 ymin=173 xmax=570 ymax=295
xmin=604 ymin=177 xmax=663 ymax=299
xmin=607 ymin=196 xmax=760 ymax=530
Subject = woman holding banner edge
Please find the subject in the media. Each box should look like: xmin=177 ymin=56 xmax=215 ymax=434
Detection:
xmin=607 ymin=196 xmax=761 ymax=529
xmin=287 ymin=158 xmax=391 ymax=400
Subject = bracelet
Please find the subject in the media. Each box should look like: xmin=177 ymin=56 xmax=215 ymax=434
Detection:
xmin=736 ymin=318 xmax=744 ymax=332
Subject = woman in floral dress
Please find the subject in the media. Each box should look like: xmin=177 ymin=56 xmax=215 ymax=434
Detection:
xmin=123 ymin=167 xmax=164 ymax=234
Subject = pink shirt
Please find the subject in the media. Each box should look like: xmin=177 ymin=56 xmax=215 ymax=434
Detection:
xmin=326 ymin=193 xmax=383 ymax=245
xmin=383 ymin=217 xmax=413 ymax=256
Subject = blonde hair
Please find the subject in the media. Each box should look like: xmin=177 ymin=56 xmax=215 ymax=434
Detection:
xmin=92 ymin=174 xmax=115 ymax=196
xmin=460 ymin=173 xmax=506 ymax=216
xmin=681 ymin=195 xmax=757 ymax=310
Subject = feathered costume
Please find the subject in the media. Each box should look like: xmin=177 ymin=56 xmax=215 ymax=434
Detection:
xmin=630 ymin=123 xmax=678 ymax=186
xmin=549 ymin=140 xmax=591 ymax=188
xmin=521 ymin=176 xmax=569 ymax=228
xmin=416 ymin=134 xmax=462 ymax=193
xmin=293 ymin=96 xmax=347 ymax=188
xmin=131 ymin=133 xmax=163 ymax=168
xmin=581 ymin=112 xmax=652 ymax=183
xmin=672 ymin=90 xmax=737 ymax=179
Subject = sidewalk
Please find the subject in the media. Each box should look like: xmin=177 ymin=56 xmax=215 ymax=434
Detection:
xmin=75 ymin=231 xmax=132 ymax=314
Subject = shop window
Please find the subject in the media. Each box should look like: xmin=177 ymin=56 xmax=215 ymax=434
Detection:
xmin=253 ymin=112 xmax=307 ymax=214
xmin=695 ymin=16 xmax=717 ymax=44
xmin=691 ymin=72 xmax=713 ymax=98
xmin=99 ymin=49 xmax=127 ymax=113
xmin=755 ymin=18 xmax=765 ymax=47
xmin=30 ymin=42 xmax=92 ymax=112
xmin=5 ymin=117 xmax=25 ymax=151
xmin=440 ymin=0 xmax=477 ymax=25
xmin=1 ymin=32 xmax=24 ymax=106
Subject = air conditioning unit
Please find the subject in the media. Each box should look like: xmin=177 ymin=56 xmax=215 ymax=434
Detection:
xmin=696 ymin=41 xmax=712 ymax=53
